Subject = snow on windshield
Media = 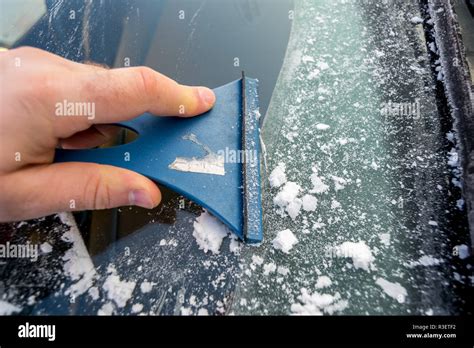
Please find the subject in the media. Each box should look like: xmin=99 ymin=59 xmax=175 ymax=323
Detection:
xmin=1 ymin=0 xmax=472 ymax=316
xmin=231 ymin=0 xmax=471 ymax=315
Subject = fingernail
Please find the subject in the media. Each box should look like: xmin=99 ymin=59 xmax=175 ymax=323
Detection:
xmin=129 ymin=189 xmax=155 ymax=209
xmin=198 ymin=87 xmax=216 ymax=107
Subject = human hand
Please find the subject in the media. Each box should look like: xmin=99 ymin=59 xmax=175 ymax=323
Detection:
xmin=0 ymin=47 xmax=216 ymax=221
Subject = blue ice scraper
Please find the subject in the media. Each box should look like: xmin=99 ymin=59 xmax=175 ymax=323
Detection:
xmin=54 ymin=73 xmax=263 ymax=244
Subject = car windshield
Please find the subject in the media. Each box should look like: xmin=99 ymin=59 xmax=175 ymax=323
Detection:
xmin=0 ymin=0 xmax=471 ymax=316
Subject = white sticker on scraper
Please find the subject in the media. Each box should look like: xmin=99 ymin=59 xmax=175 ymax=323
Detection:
xmin=169 ymin=133 xmax=225 ymax=176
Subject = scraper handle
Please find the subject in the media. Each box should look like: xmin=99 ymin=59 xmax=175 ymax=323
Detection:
xmin=54 ymin=77 xmax=263 ymax=244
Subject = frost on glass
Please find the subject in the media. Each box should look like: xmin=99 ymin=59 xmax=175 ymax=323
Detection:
xmin=232 ymin=0 xmax=470 ymax=315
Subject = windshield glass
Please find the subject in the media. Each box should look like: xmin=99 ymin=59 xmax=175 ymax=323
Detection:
xmin=234 ymin=0 xmax=470 ymax=315
xmin=0 ymin=0 xmax=294 ymax=315
xmin=0 ymin=0 xmax=471 ymax=316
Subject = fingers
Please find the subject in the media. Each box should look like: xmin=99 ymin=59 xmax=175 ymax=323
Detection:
xmin=85 ymin=66 xmax=216 ymax=119
xmin=51 ymin=66 xmax=216 ymax=137
xmin=3 ymin=48 xmax=216 ymax=138
xmin=0 ymin=163 xmax=161 ymax=222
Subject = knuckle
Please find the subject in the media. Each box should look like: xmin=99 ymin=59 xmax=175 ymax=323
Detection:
xmin=136 ymin=66 xmax=158 ymax=96
xmin=83 ymin=165 xmax=113 ymax=209
xmin=188 ymin=88 xmax=202 ymax=116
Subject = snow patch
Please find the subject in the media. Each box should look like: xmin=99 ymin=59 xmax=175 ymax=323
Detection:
xmin=140 ymin=281 xmax=153 ymax=294
xmin=277 ymin=266 xmax=290 ymax=276
xmin=274 ymin=181 xmax=303 ymax=220
xmin=375 ymin=278 xmax=407 ymax=303
xmin=330 ymin=199 xmax=341 ymax=210
xmin=272 ymin=229 xmax=298 ymax=254
xmin=131 ymin=303 xmax=143 ymax=314
xmin=408 ymin=255 xmax=443 ymax=267
xmin=310 ymin=166 xmax=329 ymax=194
xmin=193 ymin=210 xmax=229 ymax=254
xmin=98 ymin=302 xmax=114 ymax=316
xmin=251 ymin=255 xmax=264 ymax=266
xmin=302 ymin=195 xmax=317 ymax=211
xmin=302 ymin=55 xmax=314 ymax=63
xmin=410 ymin=16 xmax=424 ymax=24
xmin=316 ymin=123 xmax=330 ymax=130
xmin=331 ymin=176 xmax=348 ymax=191
xmin=0 ymin=300 xmax=21 ymax=315
xmin=263 ymin=262 xmax=277 ymax=276
xmin=378 ymin=233 xmax=391 ymax=247
xmin=291 ymin=288 xmax=348 ymax=315
xmin=229 ymin=235 xmax=241 ymax=255
xmin=307 ymin=69 xmax=321 ymax=80
xmin=316 ymin=61 xmax=330 ymax=70
xmin=315 ymin=276 xmax=332 ymax=289
xmin=330 ymin=241 xmax=375 ymax=271
xmin=88 ymin=286 xmax=99 ymax=300
xmin=102 ymin=274 xmax=136 ymax=308
xmin=40 ymin=242 xmax=53 ymax=254
xmin=59 ymin=213 xmax=96 ymax=298
xmin=197 ymin=308 xmax=209 ymax=316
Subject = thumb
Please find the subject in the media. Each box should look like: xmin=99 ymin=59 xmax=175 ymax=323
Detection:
xmin=0 ymin=163 xmax=161 ymax=222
